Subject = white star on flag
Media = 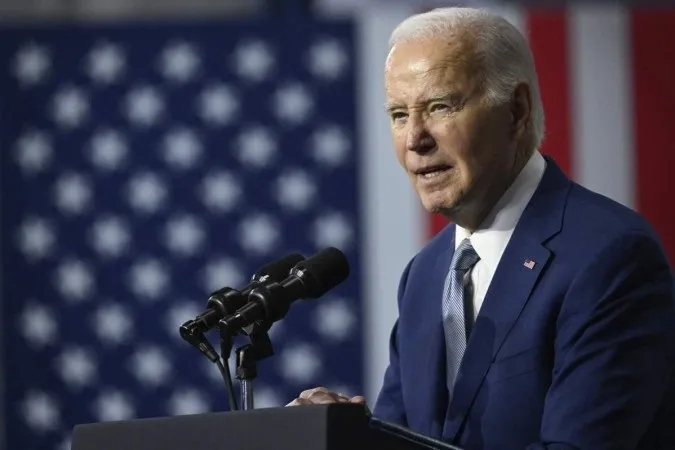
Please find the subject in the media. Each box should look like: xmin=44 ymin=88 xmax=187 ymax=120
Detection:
xmin=93 ymin=391 xmax=135 ymax=422
xmin=51 ymin=86 xmax=90 ymax=128
xmin=129 ymin=346 xmax=172 ymax=387
xmin=275 ymin=170 xmax=317 ymax=211
xmin=167 ymin=389 xmax=210 ymax=416
xmin=253 ymin=385 xmax=284 ymax=409
xmin=307 ymin=39 xmax=349 ymax=80
xmin=197 ymin=84 xmax=239 ymax=126
xmin=238 ymin=214 xmax=279 ymax=255
xmin=91 ymin=303 xmax=134 ymax=346
xmin=17 ymin=217 xmax=56 ymax=261
xmin=232 ymin=40 xmax=275 ymax=81
xmin=88 ymin=215 xmax=131 ymax=258
xmin=127 ymin=258 xmax=170 ymax=301
xmin=310 ymin=125 xmax=351 ymax=168
xmin=53 ymin=173 xmax=93 ymax=215
xmin=201 ymin=257 xmax=245 ymax=293
xmin=272 ymin=83 xmax=314 ymax=125
xmin=162 ymin=128 xmax=203 ymax=170
xmin=199 ymin=171 xmax=242 ymax=213
xmin=89 ymin=129 xmax=128 ymax=171
xmin=124 ymin=85 xmax=165 ymax=126
xmin=126 ymin=172 xmax=168 ymax=214
xmin=163 ymin=214 xmax=205 ymax=256
xmin=279 ymin=344 xmax=322 ymax=385
xmin=85 ymin=41 xmax=126 ymax=84
xmin=20 ymin=391 xmax=60 ymax=433
xmin=53 ymin=259 xmax=95 ymax=302
xmin=55 ymin=346 xmax=98 ymax=389
xmin=12 ymin=42 xmax=50 ymax=85
xmin=19 ymin=301 xmax=59 ymax=349
xmin=159 ymin=41 xmax=201 ymax=83
xmin=313 ymin=212 xmax=353 ymax=250
xmin=314 ymin=298 xmax=357 ymax=341
xmin=13 ymin=129 xmax=53 ymax=174
xmin=236 ymin=126 xmax=277 ymax=168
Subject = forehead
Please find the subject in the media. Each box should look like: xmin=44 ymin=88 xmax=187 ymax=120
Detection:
xmin=384 ymin=35 xmax=480 ymax=102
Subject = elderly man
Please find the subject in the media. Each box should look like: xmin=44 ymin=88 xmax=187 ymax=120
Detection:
xmin=287 ymin=7 xmax=675 ymax=449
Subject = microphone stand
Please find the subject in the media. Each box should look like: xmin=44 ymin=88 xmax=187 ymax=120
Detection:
xmin=235 ymin=345 xmax=256 ymax=410
xmin=219 ymin=319 xmax=274 ymax=411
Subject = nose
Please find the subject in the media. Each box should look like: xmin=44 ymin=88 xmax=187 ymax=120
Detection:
xmin=405 ymin=117 xmax=435 ymax=154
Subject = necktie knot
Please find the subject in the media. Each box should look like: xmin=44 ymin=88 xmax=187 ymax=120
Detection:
xmin=451 ymin=238 xmax=480 ymax=271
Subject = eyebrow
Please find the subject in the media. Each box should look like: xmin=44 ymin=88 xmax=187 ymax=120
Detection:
xmin=384 ymin=91 xmax=461 ymax=112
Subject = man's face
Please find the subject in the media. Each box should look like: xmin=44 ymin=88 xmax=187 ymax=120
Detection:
xmin=384 ymin=35 xmax=520 ymax=217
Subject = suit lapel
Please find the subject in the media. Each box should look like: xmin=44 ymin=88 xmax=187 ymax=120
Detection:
xmin=442 ymin=158 xmax=570 ymax=440
xmin=412 ymin=228 xmax=454 ymax=438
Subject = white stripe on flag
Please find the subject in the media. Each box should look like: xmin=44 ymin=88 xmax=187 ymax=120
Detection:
xmin=570 ymin=4 xmax=635 ymax=209
xmin=358 ymin=5 xmax=425 ymax=404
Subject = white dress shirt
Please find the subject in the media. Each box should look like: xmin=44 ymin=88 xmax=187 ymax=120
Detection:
xmin=455 ymin=150 xmax=547 ymax=318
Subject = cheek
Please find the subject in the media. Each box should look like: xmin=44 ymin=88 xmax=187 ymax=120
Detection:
xmin=432 ymin=119 xmax=484 ymax=180
xmin=429 ymin=120 xmax=471 ymax=158
xmin=443 ymin=113 xmax=495 ymax=157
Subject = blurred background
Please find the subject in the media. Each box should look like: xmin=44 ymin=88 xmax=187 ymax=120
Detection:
xmin=1 ymin=0 xmax=674 ymax=449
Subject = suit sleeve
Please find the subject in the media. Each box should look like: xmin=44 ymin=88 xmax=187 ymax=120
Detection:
xmin=526 ymin=231 xmax=675 ymax=450
xmin=371 ymin=257 xmax=416 ymax=426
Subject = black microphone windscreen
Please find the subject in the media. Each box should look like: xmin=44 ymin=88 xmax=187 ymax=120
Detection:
xmin=300 ymin=247 xmax=349 ymax=297
xmin=254 ymin=253 xmax=305 ymax=282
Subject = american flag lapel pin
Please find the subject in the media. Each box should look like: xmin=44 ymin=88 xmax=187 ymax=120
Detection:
xmin=523 ymin=259 xmax=536 ymax=269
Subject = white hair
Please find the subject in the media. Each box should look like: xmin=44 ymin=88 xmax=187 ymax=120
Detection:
xmin=388 ymin=7 xmax=545 ymax=150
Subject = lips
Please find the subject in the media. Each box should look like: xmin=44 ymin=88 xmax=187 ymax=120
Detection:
xmin=414 ymin=164 xmax=452 ymax=175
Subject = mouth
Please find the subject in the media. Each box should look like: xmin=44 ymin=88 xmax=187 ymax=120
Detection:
xmin=414 ymin=164 xmax=453 ymax=179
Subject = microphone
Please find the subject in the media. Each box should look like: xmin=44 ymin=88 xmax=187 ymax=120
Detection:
xmin=179 ymin=252 xmax=305 ymax=340
xmin=219 ymin=247 xmax=349 ymax=336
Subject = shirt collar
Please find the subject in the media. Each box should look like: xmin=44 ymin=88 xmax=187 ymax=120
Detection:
xmin=455 ymin=150 xmax=547 ymax=272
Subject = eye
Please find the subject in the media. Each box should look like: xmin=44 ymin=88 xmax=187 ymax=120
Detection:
xmin=430 ymin=103 xmax=449 ymax=112
xmin=390 ymin=111 xmax=408 ymax=121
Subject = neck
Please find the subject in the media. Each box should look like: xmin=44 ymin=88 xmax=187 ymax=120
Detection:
xmin=448 ymin=146 xmax=533 ymax=233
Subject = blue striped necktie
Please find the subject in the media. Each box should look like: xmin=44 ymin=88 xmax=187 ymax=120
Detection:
xmin=442 ymin=237 xmax=480 ymax=395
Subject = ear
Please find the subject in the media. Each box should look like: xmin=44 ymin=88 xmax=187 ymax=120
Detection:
xmin=510 ymin=82 xmax=532 ymax=141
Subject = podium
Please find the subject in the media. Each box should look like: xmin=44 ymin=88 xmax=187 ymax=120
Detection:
xmin=71 ymin=404 xmax=461 ymax=450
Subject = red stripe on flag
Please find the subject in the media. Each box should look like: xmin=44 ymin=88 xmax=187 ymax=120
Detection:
xmin=430 ymin=213 xmax=449 ymax=237
xmin=527 ymin=9 xmax=573 ymax=175
xmin=632 ymin=9 xmax=675 ymax=264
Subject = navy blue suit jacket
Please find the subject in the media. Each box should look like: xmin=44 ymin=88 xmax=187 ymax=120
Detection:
xmin=372 ymin=158 xmax=675 ymax=449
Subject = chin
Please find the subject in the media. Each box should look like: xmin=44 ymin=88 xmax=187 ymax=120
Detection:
xmin=421 ymin=195 xmax=456 ymax=215
xmin=420 ymin=188 xmax=470 ymax=217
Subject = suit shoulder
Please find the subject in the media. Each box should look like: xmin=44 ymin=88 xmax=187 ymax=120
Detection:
xmin=552 ymin=182 xmax=671 ymax=274
xmin=565 ymin=182 xmax=661 ymax=242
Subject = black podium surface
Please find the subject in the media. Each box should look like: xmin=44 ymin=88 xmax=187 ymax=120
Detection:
xmin=71 ymin=404 xmax=461 ymax=450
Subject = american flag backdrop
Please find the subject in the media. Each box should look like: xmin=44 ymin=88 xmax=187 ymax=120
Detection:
xmin=2 ymin=3 xmax=675 ymax=450
xmin=0 ymin=19 xmax=363 ymax=450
